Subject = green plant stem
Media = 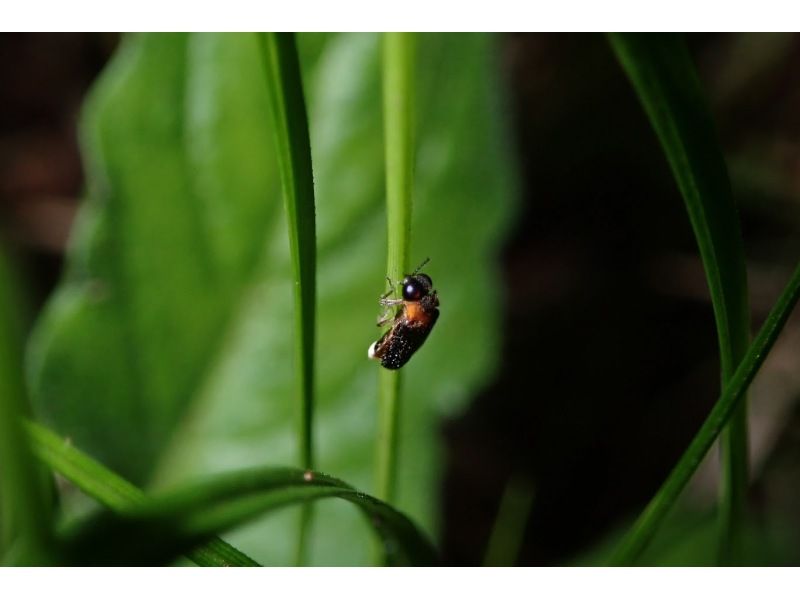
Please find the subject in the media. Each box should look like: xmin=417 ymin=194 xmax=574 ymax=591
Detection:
xmin=609 ymin=261 xmax=800 ymax=565
xmin=609 ymin=33 xmax=750 ymax=563
xmin=25 ymin=421 xmax=259 ymax=566
xmin=0 ymin=250 xmax=53 ymax=565
xmin=258 ymin=32 xmax=318 ymax=565
xmin=375 ymin=32 xmax=415 ymax=509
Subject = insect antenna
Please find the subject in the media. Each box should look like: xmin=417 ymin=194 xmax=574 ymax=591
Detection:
xmin=411 ymin=257 xmax=430 ymax=276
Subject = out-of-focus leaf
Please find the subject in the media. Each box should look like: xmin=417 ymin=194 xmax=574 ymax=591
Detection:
xmin=59 ymin=466 xmax=438 ymax=566
xmin=574 ymin=507 xmax=800 ymax=566
xmin=0 ymin=248 xmax=53 ymax=564
xmin=483 ymin=476 xmax=534 ymax=566
xmin=29 ymin=33 xmax=517 ymax=564
xmin=29 ymin=33 xmax=282 ymax=483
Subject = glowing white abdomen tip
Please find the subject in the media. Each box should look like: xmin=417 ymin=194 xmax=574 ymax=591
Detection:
xmin=368 ymin=341 xmax=377 ymax=360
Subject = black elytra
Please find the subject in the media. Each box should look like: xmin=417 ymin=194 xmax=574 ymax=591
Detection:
xmin=369 ymin=268 xmax=440 ymax=370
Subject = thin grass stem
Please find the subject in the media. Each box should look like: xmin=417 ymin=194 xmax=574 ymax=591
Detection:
xmin=375 ymin=32 xmax=416 ymax=507
xmin=373 ymin=32 xmax=416 ymax=566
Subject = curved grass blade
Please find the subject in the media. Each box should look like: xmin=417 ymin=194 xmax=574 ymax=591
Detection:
xmin=59 ymin=465 xmax=439 ymax=566
xmin=0 ymin=250 xmax=54 ymax=565
xmin=609 ymin=261 xmax=800 ymax=565
xmin=258 ymin=32 xmax=318 ymax=564
xmin=609 ymin=33 xmax=751 ymax=563
xmin=375 ymin=32 xmax=416 ymax=507
xmin=26 ymin=421 xmax=259 ymax=567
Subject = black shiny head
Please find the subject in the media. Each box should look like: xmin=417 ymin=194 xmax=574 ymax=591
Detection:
xmin=402 ymin=273 xmax=433 ymax=302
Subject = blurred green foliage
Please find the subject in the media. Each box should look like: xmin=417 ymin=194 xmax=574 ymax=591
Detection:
xmin=27 ymin=33 xmax=517 ymax=564
xmin=0 ymin=247 xmax=53 ymax=564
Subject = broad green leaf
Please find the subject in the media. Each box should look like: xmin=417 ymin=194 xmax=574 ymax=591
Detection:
xmin=28 ymin=33 xmax=282 ymax=483
xmin=28 ymin=33 xmax=517 ymax=565
xmin=609 ymin=33 xmax=751 ymax=562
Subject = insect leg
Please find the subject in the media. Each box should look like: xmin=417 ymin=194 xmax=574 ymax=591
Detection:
xmin=379 ymin=275 xmax=403 ymax=307
xmin=377 ymin=296 xmax=402 ymax=325
xmin=377 ymin=311 xmax=395 ymax=327
xmin=379 ymin=297 xmax=404 ymax=307
xmin=379 ymin=276 xmax=396 ymax=301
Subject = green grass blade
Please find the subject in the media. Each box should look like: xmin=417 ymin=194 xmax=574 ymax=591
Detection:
xmin=609 ymin=261 xmax=800 ymax=565
xmin=26 ymin=421 xmax=259 ymax=566
xmin=258 ymin=32 xmax=317 ymax=472
xmin=59 ymin=465 xmax=439 ymax=566
xmin=375 ymin=32 xmax=416 ymax=507
xmin=609 ymin=33 xmax=751 ymax=563
xmin=0 ymin=250 xmax=54 ymax=565
xmin=258 ymin=32 xmax=318 ymax=565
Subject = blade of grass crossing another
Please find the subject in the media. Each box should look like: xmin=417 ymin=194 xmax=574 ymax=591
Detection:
xmin=610 ymin=261 xmax=800 ymax=565
xmin=609 ymin=33 xmax=751 ymax=564
xmin=59 ymin=465 xmax=439 ymax=566
xmin=258 ymin=32 xmax=318 ymax=564
xmin=25 ymin=421 xmax=259 ymax=566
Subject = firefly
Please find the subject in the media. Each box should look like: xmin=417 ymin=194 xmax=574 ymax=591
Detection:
xmin=368 ymin=258 xmax=440 ymax=370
